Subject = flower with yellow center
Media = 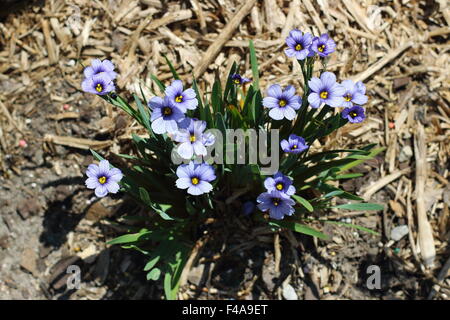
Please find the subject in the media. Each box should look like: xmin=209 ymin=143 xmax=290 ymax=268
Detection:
xmin=191 ymin=177 xmax=199 ymax=185
xmin=98 ymin=176 xmax=107 ymax=184
xmin=318 ymin=44 xmax=325 ymax=52
xmin=344 ymin=94 xmax=352 ymax=102
xmin=175 ymin=95 xmax=183 ymax=103
xmin=163 ymin=107 xmax=172 ymax=115
xmin=320 ymin=91 xmax=328 ymax=99
xmin=95 ymin=83 xmax=103 ymax=92
xmin=295 ymin=43 xmax=302 ymax=51
xmin=190 ymin=134 xmax=196 ymax=142
xmin=276 ymin=183 xmax=283 ymax=191
xmin=279 ymin=99 xmax=287 ymax=107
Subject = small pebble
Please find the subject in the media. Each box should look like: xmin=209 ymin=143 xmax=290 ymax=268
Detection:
xmin=390 ymin=225 xmax=409 ymax=241
xmin=282 ymin=284 xmax=298 ymax=300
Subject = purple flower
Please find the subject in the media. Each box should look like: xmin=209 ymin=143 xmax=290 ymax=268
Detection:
xmin=231 ymin=74 xmax=251 ymax=85
xmin=280 ymin=134 xmax=308 ymax=154
xmin=341 ymin=80 xmax=368 ymax=108
xmin=81 ymin=73 xmax=115 ymax=95
xmin=85 ymin=160 xmax=123 ymax=198
xmin=257 ymin=190 xmax=295 ymax=220
xmin=311 ymin=33 xmax=336 ymax=57
xmin=342 ymin=106 xmax=366 ymax=123
xmin=165 ymin=80 xmax=198 ymax=112
xmin=264 ymin=172 xmax=296 ymax=196
xmin=284 ymin=29 xmax=313 ymax=61
xmin=175 ymin=162 xmax=216 ymax=195
xmin=263 ymin=84 xmax=302 ymax=120
xmin=83 ymin=59 xmax=117 ymax=80
xmin=174 ymin=118 xmax=208 ymax=159
xmin=307 ymin=72 xmax=345 ymax=108
xmin=148 ymin=96 xmax=185 ymax=134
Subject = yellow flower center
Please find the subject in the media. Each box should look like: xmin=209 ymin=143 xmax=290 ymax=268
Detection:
xmin=320 ymin=91 xmax=328 ymax=99
xmin=295 ymin=43 xmax=302 ymax=51
xmin=272 ymin=198 xmax=280 ymax=206
xmin=190 ymin=134 xmax=196 ymax=142
xmin=95 ymin=83 xmax=103 ymax=92
xmin=344 ymin=94 xmax=352 ymax=101
xmin=350 ymin=112 xmax=358 ymax=118
xmin=292 ymin=144 xmax=297 ymax=149
xmin=234 ymin=79 xmax=241 ymax=84
xmin=318 ymin=44 xmax=325 ymax=52
xmin=191 ymin=177 xmax=199 ymax=185
xmin=276 ymin=183 xmax=283 ymax=191
xmin=279 ymin=99 xmax=287 ymax=107
xmin=175 ymin=95 xmax=183 ymax=103
xmin=98 ymin=176 xmax=107 ymax=184
xmin=163 ymin=107 xmax=172 ymax=115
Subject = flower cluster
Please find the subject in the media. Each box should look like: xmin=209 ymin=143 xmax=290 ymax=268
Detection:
xmin=255 ymin=29 xmax=370 ymax=218
xmin=285 ymin=29 xmax=336 ymax=61
xmin=81 ymin=59 xmax=116 ymax=95
xmin=83 ymin=71 xmax=216 ymax=197
xmin=148 ymin=80 xmax=216 ymax=196
xmin=264 ymin=30 xmax=368 ymax=124
xmin=257 ymin=172 xmax=296 ymax=220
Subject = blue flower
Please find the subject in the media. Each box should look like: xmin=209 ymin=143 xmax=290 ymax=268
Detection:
xmin=307 ymin=72 xmax=345 ymax=108
xmin=165 ymin=80 xmax=198 ymax=112
xmin=85 ymin=160 xmax=123 ymax=197
xmin=148 ymin=96 xmax=185 ymax=134
xmin=231 ymin=74 xmax=251 ymax=85
xmin=341 ymin=80 xmax=368 ymax=108
xmin=174 ymin=118 xmax=209 ymax=159
xmin=310 ymin=33 xmax=336 ymax=57
xmin=280 ymin=134 xmax=308 ymax=154
xmin=263 ymin=84 xmax=302 ymax=120
xmin=81 ymin=73 xmax=115 ymax=95
xmin=83 ymin=59 xmax=117 ymax=80
xmin=264 ymin=172 xmax=296 ymax=196
xmin=284 ymin=29 xmax=313 ymax=61
xmin=175 ymin=161 xmax=216 ymax=195
xmin=342 ymin=106 xmax=366 ymax=123
xmin=257 ymin=190 xmax=295 ymax=220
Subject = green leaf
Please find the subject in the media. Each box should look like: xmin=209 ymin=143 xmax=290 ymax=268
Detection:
xmin=338 ymin=147 xmax=385 ymax=173
xmin=107 ymin=230 xmax=151 ymax=245
xmin=323 ymin=220 xmax=380 ymax=236
xmin=164 ymin=272 xmax=175 ymax=300
xmin=332 ymin=203 xmax=384 ymax=211
xmin=134 ymin=94 xmax=152 ymax=134
xmin=151 ymin=74 xmax=166 ymax=92
xmin=139 ymin=187 xmax=152 ymax=206
xmin=269 ymin=220 xmax=329 ymax=240
xmin=147 ymin=268 xmax=161 ymax=281
xmin=211 ymin=79 xmax=223 ymax=114
xmin=90 ymin=149 xmax=105 ymax=161
xmin=144 ymin=256 xmax=161 ymax=271
xmin=162 ymin=53 xmax=179 ymax=79
xmin=292 ymin=195 xmax=314 ymax=212
xmin=249 ymin=40 xmax=259 ymax=90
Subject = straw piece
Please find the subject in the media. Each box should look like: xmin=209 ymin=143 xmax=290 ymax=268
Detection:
xmin=414 ymin=123 xmax=436 ymax=268
xmin=193 ymin=0 xmax=257 ymax=79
